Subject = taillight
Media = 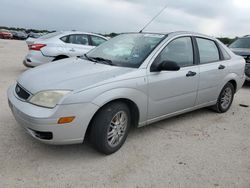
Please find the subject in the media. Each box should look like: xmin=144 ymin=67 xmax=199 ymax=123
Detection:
xmin=28 ymin=44 xmax=46 ymax=51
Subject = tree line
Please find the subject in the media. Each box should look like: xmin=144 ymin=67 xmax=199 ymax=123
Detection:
xmin=0 ymin=26 xmax=238 ymax=44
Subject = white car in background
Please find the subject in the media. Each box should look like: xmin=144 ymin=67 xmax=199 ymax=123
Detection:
xmin=23 ymin=31 xmax=108 ymax=67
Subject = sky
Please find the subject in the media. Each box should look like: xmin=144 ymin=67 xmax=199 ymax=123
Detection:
xmin=0 ymin=0 xmax=250 ymax=37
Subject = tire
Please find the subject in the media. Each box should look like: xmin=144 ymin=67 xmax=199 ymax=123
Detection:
xmin=90 ymin=102 xmax=131 ymax=155
xmin=211 ymin=82 xmax=235 ymax=113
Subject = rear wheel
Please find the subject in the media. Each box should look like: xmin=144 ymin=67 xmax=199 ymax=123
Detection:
xmin=90 ymin=102 xmax=131 ymax=155
xmin=211 ymin=82 xmax=235 ymax=113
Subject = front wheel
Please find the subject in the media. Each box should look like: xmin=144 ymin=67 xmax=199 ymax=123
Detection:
xmin=211 ymin=82 xmax=235 ymax=113
xmin=90 ymin=102 xmax=131 ymax=155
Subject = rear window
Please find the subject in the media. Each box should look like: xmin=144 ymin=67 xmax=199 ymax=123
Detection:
xmin=39 ymin=32 xmax=62 ymax=40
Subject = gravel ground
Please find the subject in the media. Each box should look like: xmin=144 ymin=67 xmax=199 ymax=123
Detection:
xmin=0 ymin=39 xmax=250 ymax=188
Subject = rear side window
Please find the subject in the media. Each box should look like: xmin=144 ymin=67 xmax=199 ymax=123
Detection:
xmin=90 ymin=35 xmax=107 ymax=46
xmin=68 ymin=34 xmax=89 ymax=45
xmin=219 ymin=45 xmax=231 ymax=60
xmin=155 ymin=37 xmax=194 ymax=67
xmin=60 ymin=36 xmax=68 ymax=43
xmin=196 ymin=38 xmax=220 ymax=64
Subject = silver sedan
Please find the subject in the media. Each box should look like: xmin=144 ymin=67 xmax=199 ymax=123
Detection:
xmin=8 ymin=31 xmax=246 ymax=154
xmin=23 ymin=31 xmax=108 ymax=67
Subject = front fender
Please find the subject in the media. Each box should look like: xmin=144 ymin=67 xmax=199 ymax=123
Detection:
xmin=92 ymin=88 xmax=148 ymax=125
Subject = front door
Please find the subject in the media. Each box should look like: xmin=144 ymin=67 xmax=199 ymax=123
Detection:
xmin=147 ymin=36 xmax=199 ymax=120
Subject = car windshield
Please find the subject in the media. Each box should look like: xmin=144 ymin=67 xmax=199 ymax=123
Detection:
xmin=85 ymin=33 xmax=166 ymax=68
xmin=229 ymin=38 xmax=250 ymax=49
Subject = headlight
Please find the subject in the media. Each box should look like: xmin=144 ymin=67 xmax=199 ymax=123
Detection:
xmin=29 ymin=90 xmax=70 ymax=108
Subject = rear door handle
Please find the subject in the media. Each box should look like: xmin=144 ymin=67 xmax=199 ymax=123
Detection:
xmin=186 ymin=71 xmax=197 ymax=77
xmin=218 ymin=65 xmax=226 ymax=69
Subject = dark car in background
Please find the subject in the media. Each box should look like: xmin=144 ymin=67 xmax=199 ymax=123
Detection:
xmin=229 ymin=35 xmax=250 ymax=81
xmin=11 ymin=31 xmax=28 ymax=40
xmin=27 ymin=32 xmax=44 ymax=39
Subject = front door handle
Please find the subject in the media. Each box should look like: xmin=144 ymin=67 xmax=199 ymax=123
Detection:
xmin=218 ymin=65 xmax=226 ymax=70
xmin=186 ymin=71 xmax=197 ymax=77
xmin=69 ymin=48 xmax=75 ymax=52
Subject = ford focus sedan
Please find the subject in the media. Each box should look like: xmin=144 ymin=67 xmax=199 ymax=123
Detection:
xmin=8 ymin=31 xmax=246 ymax=154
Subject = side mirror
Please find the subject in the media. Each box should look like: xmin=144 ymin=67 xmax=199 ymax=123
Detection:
xmin=151 ymin=60 xmax=180 ymax=72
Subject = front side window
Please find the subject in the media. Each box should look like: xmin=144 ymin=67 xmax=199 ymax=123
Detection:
xmin=86 ymin=33 xmax=165 ymax=68
xmin=196 ymin=38 xmax=220 ymax=64
xmin=91 ymin=35 xmax=107 ymax=46
xmin=68 ymin=34 xmax=89 ymax=45
xmin=154 ymin=37 xmax=194 ymax=67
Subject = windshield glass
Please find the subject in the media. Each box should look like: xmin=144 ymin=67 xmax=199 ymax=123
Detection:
xmin=229 ymin=38 xmax=250 ymax=49
xmin=86 ymin=33 xmax=165 ymax=68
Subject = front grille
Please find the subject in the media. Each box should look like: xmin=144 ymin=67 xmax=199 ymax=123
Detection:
xmin=15 ymin=84 xmax=30 ymax=100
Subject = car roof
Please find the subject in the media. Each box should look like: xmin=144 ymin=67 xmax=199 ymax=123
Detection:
xmin=57 ymin=31 xmax=107 ymax=39
xmin=121 ymin=31 xmax=216 ymax=40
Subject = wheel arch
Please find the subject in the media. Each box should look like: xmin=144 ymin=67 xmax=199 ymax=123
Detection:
xmin=222 ymin=73 xmax=242 ymax=93
xmin=228 ymin=79 xmax=237 ymax=93
xmin=85 ymin=98 xmax=140 ymax=139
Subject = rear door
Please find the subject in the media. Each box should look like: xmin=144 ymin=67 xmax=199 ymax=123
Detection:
xmin=65 ymin=34 xmax=93 ymax=56
xmin=89 ymin=35 xmax=107 ymax=46
xmin=195 ymin=37 xmax=228 ymax=105
xmin=147 ymin=36 xmax=199 ymax=120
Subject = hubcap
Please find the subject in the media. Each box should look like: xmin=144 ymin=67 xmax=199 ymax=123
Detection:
xmin=221 ymin=87 xmax=233 ymax=109
xmin=107 ymin=111 xmax=128 ymax=147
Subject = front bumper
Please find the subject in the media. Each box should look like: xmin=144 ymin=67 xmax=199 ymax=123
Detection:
xmin=7 ymin=84 xmax=99 ymax=145
xmin=23 ymin=51 xmax=54 ymax=67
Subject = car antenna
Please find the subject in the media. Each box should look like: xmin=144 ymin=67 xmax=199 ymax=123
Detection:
xmin=139 ymin=4 xmax=168 ymax=33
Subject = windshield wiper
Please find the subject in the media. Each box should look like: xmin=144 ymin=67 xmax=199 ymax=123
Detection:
xmin=82 ymin=54 xmax=97 ymax=62
xmin=91 ymin=57 xmax=114 ymax=66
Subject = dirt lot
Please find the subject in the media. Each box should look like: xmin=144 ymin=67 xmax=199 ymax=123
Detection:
xmin=0 ymin=39 xmax=250 ymax=188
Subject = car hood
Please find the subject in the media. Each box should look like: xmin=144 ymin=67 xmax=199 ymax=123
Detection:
xmin=230 ymin=48 xmax=250 ymax=56
xmin=17 ymin=57 xmax=135 ymax=94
